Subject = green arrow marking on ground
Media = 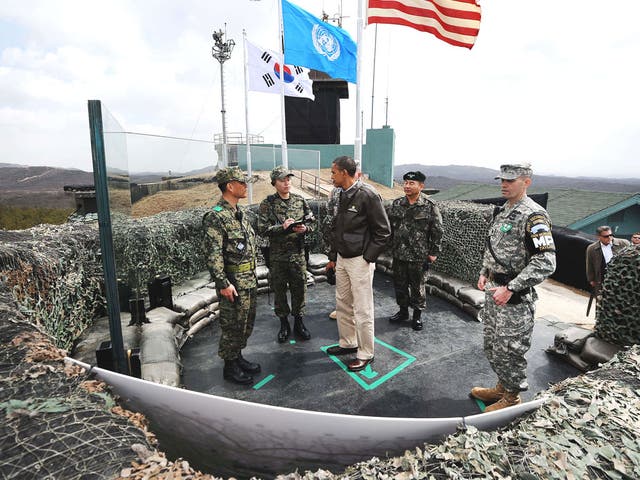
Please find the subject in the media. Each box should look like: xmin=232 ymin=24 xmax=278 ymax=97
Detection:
xmin=360 ymin=365 xmax=377 ymax=379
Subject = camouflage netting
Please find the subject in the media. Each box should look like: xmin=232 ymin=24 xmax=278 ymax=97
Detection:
xmin=112 ymin=209 xmax=211 ymax=294
xmin=430 ymin=201 xmax=493 ymax=284
xmin=0 ymin=224 xmax=105 ymax=351
xmin=0 ymin=284 xmax=155 ymax=480
xmin=595 ymin=244 xmax=640 ymax=346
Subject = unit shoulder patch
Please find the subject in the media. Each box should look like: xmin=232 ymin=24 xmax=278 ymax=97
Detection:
xmin=526 ymin=212 xmax=555 ymax=253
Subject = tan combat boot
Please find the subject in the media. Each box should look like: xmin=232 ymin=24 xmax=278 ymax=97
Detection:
xmin=484 ymin=391 xmax=522 ymax=413
xmin=470 ymin=382 xmax=506 ymax=403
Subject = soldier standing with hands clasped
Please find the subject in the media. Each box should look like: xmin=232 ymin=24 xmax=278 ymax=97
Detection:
xmin=257 ymin=166 xmax=314 ymax=343
xmin=202 ymin=167 xmax=261 ymax=385
xmin=471 ymin=163 xmax=556 ymax=412
xmin=388 ymin=171 xmax=443 ymax=331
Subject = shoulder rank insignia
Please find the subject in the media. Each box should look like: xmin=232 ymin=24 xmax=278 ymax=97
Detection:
xmin=213 ymin=206 xmax=223 ymax=212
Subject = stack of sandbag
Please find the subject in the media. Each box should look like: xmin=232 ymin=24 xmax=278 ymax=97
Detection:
xmin=426 ymin=272 xmax=485 ymax=321
xmin=140 ymin=306 xmax=185 ymax=386
xmin=375 ymin=253 xmax=393 ymax=275
xmin=256 ymin=265 xmax=270 ymax=295
xmin=172 ymin=282 xmax=219 ymax=339
xmin=307 ymin=253 xmax=329 ymax=283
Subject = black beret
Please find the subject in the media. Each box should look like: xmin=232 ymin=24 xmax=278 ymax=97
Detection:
xmin=403 ymin=171 xmax=426 ymax=182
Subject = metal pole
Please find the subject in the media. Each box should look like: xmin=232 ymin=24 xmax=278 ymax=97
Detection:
xmin=354 ymin=0 xmax=364 ymax=170
xmin=370 ymin=24 xmax=378 ymax=130
xmin=220 ymin=61 xmax=228 ymax=168
xmin=242 ymin=30 xmax=253 ymax=203
xmin=212 ymin=28 xmax=235 ymax=168
xmin=278 ymin=0 xmax=288 ymax=169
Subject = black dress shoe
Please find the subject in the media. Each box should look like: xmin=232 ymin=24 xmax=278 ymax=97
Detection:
xmin=348 ymin=357 xmax=374 ymax=372
xmin=326 ymin=345 xmax=358 ymax=356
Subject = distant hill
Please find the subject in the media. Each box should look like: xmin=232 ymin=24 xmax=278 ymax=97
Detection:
xmin=395 ymin=164 xmax=640 ymax=193
xmin=0 ymin=166 xmax=93 ymax=208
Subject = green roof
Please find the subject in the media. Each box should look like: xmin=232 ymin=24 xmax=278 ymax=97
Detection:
xmin=430 ymin=183 xmax=638 ymax=227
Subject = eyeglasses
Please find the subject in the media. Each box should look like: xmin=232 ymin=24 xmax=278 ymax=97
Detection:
xmin=600 ymin=234 xmax=613 ymax=238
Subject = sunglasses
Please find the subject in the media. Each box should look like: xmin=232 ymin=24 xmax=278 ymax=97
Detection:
xmin=600 ymin=234 xmax=613 ymax=238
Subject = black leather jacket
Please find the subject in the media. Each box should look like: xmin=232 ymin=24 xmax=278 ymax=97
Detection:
xmin=328 ymin=182 xmax=391 ymax=263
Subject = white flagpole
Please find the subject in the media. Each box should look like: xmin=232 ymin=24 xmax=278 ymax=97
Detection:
xmin=242 ymin=30 xmax=253 ymax=203
xmin=354 ymin=0 xmax=364 ymax=171
xmin=278 ymin=0 xmax=289 ymax=169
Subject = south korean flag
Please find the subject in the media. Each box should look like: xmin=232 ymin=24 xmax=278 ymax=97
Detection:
xmin=246 ymin=39 xmax=315 ymax=100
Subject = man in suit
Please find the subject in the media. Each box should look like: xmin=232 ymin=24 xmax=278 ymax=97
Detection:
xmin=585 ymin=225 xmax=630 ymax=296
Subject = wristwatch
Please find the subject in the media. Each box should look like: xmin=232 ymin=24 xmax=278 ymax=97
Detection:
xmin=506 ymin=285 xmax=515 ymax=293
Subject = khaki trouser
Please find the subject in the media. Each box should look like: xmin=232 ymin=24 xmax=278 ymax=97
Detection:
xmin=335 ymin=254 xmax=376 ymax=360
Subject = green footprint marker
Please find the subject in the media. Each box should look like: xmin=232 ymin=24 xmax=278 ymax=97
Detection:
xmin=360 ymin=364 xmax=378 ymax=379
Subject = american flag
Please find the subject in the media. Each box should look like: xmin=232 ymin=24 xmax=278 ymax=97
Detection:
xmin=367 ymin=0 xmax=481 ymax=49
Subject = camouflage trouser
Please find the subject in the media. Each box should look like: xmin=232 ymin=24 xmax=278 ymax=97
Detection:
xmin=392 ymin=259 xmax=427 ymax=310
xmin=218 ymin=288 xmax=257 ymax=360
xmin=270 ymin=256 xmax=307 ymax=318
xmin=480 ymin=281 xmax=535 ymax=392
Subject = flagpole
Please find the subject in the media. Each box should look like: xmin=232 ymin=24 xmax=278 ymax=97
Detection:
xmin=278 ymin=0 xmax=289 ymax=169
xmin=242 ymin=30 xmax=253 ymax=204
xmin=354 ymin=0 xmax=364 ymax=171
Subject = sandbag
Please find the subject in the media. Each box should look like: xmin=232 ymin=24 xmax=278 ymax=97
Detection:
xmin=146 ymin=306 xmax=184 ymax=325
xmin=140 ymin=322 xmax=179 ymax=365
xmin=307 ymin=253 xmax=329 ymax=269
xmin=427 ymin=272 xmax=444 ymax=289
xmin=172 ymin=271 xmax=210 ymax=297
xmin=187 ymin=315 xmax=214 ymax=337
xmin=172 ymin=293 xmax=207 ymax=317
xmin=191 ymin=287 xmax=217 ymax=304
xmin=141 ymin=361 xmax=181 ymax=387
xmin=462 ymin=303 xmax=481 ymax=321
xmin=580 ymin=336 xmax=621 ymax=367
xmin=255 ymin=265 xmax=270 ymax=280
xmin=458 ymin=287 xmax=485 ymax=308
xmin=439 ymin=273 xmax=470 ymax=296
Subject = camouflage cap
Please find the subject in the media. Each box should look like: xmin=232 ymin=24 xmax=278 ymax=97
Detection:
xmin=215 ymin=166 xmax=254 ymax=184
xmin=495 ymin=163 xmax=533 ymax=180
xmin=403 ymin=171 xmax=426 ymax=182
xmin=270 ymin=165 xmax=295 ymax=182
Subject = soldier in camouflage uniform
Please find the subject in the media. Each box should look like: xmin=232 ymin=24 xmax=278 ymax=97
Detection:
xmin=257 ymin=166 xmax=315 ymax=342
xmin=388 ymin=171 xmax=443 ymax=331
xmin=202 ymin=167 xmax=260 ymax=385
xmin=471 ymin=163 xmax=556 ymax=412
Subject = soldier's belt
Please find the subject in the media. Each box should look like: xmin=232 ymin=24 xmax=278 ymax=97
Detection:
xmin=225 ymin=262 xmax=255 ymax=273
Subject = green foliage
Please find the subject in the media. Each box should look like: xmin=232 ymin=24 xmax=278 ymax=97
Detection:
xmin=0 ymin=205 xmax=74 ymax=230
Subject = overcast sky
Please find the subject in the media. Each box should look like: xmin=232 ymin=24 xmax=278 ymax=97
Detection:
xmin=1 ymin=0 xmax=639 ymax=178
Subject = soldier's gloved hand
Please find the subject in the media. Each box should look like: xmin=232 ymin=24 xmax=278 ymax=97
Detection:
xmin=422 ymin=261 xmax=431 ymax=272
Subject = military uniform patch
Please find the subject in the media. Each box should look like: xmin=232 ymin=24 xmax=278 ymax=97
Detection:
xmin=526 ymin=213 xmax=555 ymax=253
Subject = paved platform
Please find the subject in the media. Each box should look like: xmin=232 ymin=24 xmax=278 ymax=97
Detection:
xmin=181 ymin=274 xmax=581 ymax=419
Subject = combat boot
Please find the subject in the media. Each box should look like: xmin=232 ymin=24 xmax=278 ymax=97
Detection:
xmin=484 ymin=391 xmax=522 ymax=413
xmin=293 ymin=315 xmax=311 ymax=340
xmin=277 ymin=316 xmax=291 ymax=343
xmin=223 ymin=359 xmax=253 ymax=385
xmin=389 ymin=306 xmax=409 ymax=323
xmin=412 ymin=309 xmax=423 ymax=331
xmin=470 ymin=382 xmax=506 ymax=403
xmin=237 ymin=353 xmax=261 ymax=374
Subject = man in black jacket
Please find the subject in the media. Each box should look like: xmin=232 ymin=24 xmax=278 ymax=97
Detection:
xmin=324 ymin=156 xmax=391 ymax=372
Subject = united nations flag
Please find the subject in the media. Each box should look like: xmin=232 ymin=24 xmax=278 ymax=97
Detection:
xmin=282 ymin=0 xmax=357 ymax=84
